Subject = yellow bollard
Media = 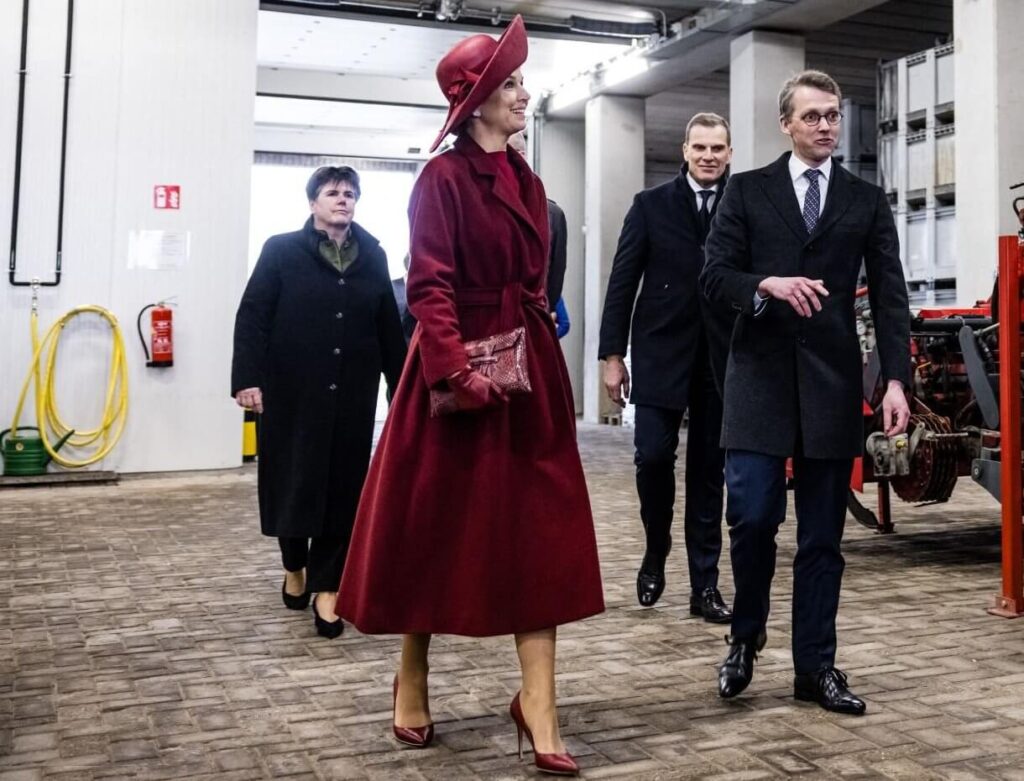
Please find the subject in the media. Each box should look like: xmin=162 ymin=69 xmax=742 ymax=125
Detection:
xmin=242 ymin=409 xmax=258 ymax=462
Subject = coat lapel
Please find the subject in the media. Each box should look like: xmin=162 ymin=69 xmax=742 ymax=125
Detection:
xmin=673 ymin=172 xmax=702 ymax=238
xmin=807 ymin=161 xmax=853 ymax=245
xmin=456 ymin=135 xmax=545 ymax=251
xmin=759 ymin=153 xmax=808 ymax=242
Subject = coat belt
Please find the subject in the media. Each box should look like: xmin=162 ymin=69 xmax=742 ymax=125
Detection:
xmin=454 ymin=284 xmax=547 ymax=329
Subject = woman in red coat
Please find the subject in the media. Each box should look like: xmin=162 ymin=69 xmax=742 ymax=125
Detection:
xmin=336 ymin=15 xmax=603 ymax=776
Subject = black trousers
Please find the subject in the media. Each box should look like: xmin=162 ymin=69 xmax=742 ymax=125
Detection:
xmin=279 ymin=536 xmax=347 ymax=593
xmin=725 ymin=449 xmax=852 ymax=674
xmin=633 ymin=360 xmax=725 ymax=595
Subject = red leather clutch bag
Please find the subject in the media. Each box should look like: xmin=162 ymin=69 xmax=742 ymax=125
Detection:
xmin=429 ymin=326 xmax=531 ymax=416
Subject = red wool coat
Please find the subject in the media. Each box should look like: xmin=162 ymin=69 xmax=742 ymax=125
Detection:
xmin=337 ymin=135 xmax=605 ymax=636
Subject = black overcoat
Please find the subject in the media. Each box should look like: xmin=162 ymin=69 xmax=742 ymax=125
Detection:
xmin=231 ymin=218 xmax=407 ymax=538
xmin=598 ymin=169 xmax=733 ymax=409
xmin=700 ymin=153 xmax=911 ymax=459
xmin=545 ymin=199 xmax=567 ymax=310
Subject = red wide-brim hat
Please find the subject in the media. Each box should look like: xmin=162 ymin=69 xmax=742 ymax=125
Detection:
xmin=429 ymin=15 xmax=528 ymax=153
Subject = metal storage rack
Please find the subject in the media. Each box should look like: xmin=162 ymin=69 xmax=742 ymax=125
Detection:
xmin=877 ymin=43 xmax=956 ymax=305
xmin=835 ymin=98 xmax=877 ymax=184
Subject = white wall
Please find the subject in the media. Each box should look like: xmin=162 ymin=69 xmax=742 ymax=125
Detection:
xmin=0 ymin=0 xmax=258 ymax=473
xmin=536 ymin=118 xmax=585 ymax=413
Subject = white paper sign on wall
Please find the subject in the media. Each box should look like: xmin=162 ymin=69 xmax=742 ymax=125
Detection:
xmin=127 ymin=230 xmax=191 ymax=270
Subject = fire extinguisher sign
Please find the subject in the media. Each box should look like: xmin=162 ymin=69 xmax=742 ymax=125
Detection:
xmin=153 ymin=185 xmax=181 ymax=210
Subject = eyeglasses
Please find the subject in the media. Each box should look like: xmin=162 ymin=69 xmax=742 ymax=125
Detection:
xmin=797 ymin=110 xmax=843 ymax=127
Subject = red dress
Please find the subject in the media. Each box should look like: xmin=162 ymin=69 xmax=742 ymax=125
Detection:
xmin=336 ymin=135 xmax=604 ymax=636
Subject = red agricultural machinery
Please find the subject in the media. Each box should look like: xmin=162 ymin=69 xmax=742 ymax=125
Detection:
xmin=847 ymin=194 xmax=1024 ymax=615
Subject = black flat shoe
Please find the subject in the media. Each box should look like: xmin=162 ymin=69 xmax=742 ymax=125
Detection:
xmin=281 ymin=578 xmax=311 ymax=611
xmin=794 ymin=667 xmax=866 ymax=715
xmin=636 ymin=551 xmax=667 ymax=607
xmin=312 ymin=597 xmax=344 ymax=639
xmin=718 ymin=631 xmax=767 ymax=699
xmin=689 ymin=587 xmax=732 ymax=624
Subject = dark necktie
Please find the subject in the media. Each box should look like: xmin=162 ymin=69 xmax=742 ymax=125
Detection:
xmin=803 ymin=169 xmax=821 ymax=233
xmin=698 ymin=189 xmax=713 ymax=238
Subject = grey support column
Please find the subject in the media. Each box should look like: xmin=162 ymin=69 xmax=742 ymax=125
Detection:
xmin=583 ymin=95 xmax=645 ymax=424
xmin=729 ymin=31 xmax=805 ymax=173
xmin=954 ymin=0 xmax=1024 ymax=305
xmin=536 ymin=117 xmax=585 ymax=413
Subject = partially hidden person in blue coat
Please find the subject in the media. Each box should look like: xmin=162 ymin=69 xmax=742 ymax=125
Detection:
xmin=553 ymin=297 xmax=570 ymax=339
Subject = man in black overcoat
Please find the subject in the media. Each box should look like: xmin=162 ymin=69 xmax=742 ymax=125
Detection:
xmin=598 ymin=113 xmax=735 ymax=621
xmin=700 ymin=71 xmax=911 ymax=714
xmin=232 ymin=166 xmax=407 ymax=638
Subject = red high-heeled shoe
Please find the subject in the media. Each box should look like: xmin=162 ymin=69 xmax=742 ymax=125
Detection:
xmin=509 ymin=691 xmax=579 ymax=777
xmin=392 ymin=676 xmax=434 ymax=748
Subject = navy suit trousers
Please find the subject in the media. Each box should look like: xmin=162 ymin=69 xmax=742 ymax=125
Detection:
xmin=633 ymin=359 xmax=725 ymax=594
xmin=725 ymin=449 xmax=852 ymax=673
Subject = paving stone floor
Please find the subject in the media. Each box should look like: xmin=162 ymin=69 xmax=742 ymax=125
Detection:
xmin=3 ymin=422 xmax=1024 ymax=780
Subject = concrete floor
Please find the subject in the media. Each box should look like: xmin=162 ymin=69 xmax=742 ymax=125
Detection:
xmin=3 ymin=423 xmax=1024 ymax=780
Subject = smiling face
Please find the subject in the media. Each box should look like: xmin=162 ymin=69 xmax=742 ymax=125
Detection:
xmin=781 ymin=85 xmax=841 ymax=166
xmin=682 ymin=124 xmax=732 ymax=187
xmin=476 ymin=68 xmax=530 ymax=138
xmin=309 ymin=179 xmax=357 ymax=233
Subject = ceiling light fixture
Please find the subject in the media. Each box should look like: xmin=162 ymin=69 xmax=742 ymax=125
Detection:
xmin=568 ymin=15 xmax=657 ymax=39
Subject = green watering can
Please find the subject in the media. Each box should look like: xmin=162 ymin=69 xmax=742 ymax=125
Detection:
xmin=1 ymin=427 xmax=74 ymax=477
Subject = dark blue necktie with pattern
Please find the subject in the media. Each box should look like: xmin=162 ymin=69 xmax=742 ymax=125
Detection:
xmin=803 ymin=169 xmax=821 ymax=233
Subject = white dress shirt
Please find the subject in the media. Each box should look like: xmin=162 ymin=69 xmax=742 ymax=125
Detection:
xmin=788 ymin=154 xmax=832 ymax=218
xmin=752 ymin=155 xmax=832 ymax=313
xmin=686 ymin=171 xmax=718 ymax=213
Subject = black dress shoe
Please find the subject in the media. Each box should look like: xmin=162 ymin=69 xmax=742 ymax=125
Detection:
xmin=281 ymin=578 xmax=311 ymax=611
xmin=636 ymin=551 xmax=667 ymax=607
xmin=718 ymin=631 xmax=767 ymax=699
xmin=689 ymin=587 xmax=732 ymax=624
xmin=312 ymin=597 xmax=344 ymax=639
xmin=794 ymin=667 xmax=866 ymax=715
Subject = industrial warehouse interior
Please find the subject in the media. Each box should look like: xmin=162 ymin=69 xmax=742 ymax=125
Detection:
xmin=4 ymin=0 xmax=1024 ymax=779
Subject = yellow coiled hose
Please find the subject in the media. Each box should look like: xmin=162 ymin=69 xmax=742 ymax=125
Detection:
xmin=10 ymin=305 xmax=129 ymax=467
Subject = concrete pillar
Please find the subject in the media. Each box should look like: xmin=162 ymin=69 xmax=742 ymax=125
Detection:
xmin=583 ymin=95 xmax=645 ymax=424
xmin=954 ymin=0 xmax=1024 ymax=305
xmin=729 ymin=31 xmax=805 ymax=173
xmin=536 ymin=117 xmax=585 ymax=414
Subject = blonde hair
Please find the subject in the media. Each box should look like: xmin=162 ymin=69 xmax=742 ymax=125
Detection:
xmin=778 ymin=70 xmax=842 ymax=119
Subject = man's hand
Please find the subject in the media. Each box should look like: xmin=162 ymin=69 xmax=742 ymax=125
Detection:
xmin=603 ymin=355 xmax=630 ymax=407
xmin=235 ymin=387 xmax=263 ymax=413
xmin=757 ymin=276 xmax=830 ymax=318
xmin=882 ymin=379 xmax=909 ymax=436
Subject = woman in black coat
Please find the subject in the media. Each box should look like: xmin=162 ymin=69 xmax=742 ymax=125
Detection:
xmin=231 ymin=166 xmax=407 ymax=638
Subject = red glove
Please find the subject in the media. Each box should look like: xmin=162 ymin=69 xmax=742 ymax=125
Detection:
xmin=447 ymin=367 xmax=509 ymax=411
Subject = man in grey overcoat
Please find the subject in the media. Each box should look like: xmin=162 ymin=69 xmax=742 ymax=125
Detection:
xmin=700 ymin=71 xmax=910 ymax=714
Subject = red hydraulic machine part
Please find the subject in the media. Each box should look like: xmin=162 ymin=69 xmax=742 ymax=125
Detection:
xmin=988 ymin=234 xmax=1024 ymax=617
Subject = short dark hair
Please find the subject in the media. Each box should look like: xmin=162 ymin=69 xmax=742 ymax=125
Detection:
xmin=684 ymin=112 xmax=731 ymax=145
xmin=778 ymin=70 xmax=842 ymax=119
xmin=306 ymin=166 xmax=361 ymax=201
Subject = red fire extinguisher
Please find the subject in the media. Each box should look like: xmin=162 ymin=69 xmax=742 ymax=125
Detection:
xmin=136 ymin=302 xmax=175 ymax=367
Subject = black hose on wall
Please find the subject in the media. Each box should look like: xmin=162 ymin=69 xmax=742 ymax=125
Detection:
xmin=8 ymin=0 xmax=74 ymax=287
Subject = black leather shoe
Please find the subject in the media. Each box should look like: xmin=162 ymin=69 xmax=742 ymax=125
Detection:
xmin=718 ymin=631 xmax=767 ymax=699
xmin=794 ymin=668 xmax=866 ymax=715
xmin=281 ymin=578 xmax=311 ymax=611
xmin=312 ymin=597 xmax=344 ymax=639
xmin=636 ymin=551 xmax=667 ymax=607
xmin=689 ymin=587 xmax=732 ymax=624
